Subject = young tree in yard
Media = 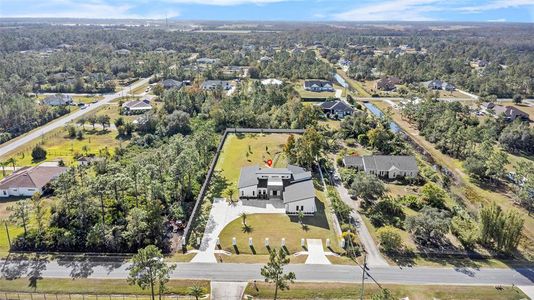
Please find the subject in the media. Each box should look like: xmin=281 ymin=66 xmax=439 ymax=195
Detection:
xmin=188 ymin=284 xmax=205 ymax=300
xmin=225 ymin=187 xmax=236 ymax=203
xmin=513 ymin=94 xmax=523 ymax=104
xmin=420 ymin=182 xmax=447 ymax=209
xmin=376 ymin=226 xmax=403 ymax=253
xmin=128 ymin=245 xmax=176 ymax=300
xmin=87 ymin=115 xmax=97 ymax=130
xmin=349 ymin=171 xmax=386 ymax=200
xmin=9 ymin=200 xmax=32 ymax=236
xmin=31 ymin=145 xmax=47 ymax=162
xmin=0 ymin=161 xmax=6 ymax=176
xmin=31 ymin=193 xmax=45 ymax=237
xmin=405 ymin=207 xmax=450 ymax=246
xmin=97 ymin=115 xmax=111 ymax=131
xmin=240 ymin=212 xmax=248 ymax=226
xmin=261 ymin=248 xmax=296 ymax=300
xmin=372 ymin=288 xmax=395 ymax=300
xmin=6 ymin=157 xmax=16 ymax=170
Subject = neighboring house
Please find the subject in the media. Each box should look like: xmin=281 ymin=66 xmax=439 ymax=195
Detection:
xmin=259 ymin=56 xmax=273 ymax=62
xmin=303 ymin=80 xmax=334 ymax=92
xmin=261 ymin=79 xmax=283 ymax=86
xmin=0 ymin=165 xmax=67 ymax=198
xmin=238 ymin=164 xmax=316 ymax=215
xmin=42 ymin=94 xmax=73 ymax=106
xmin=197 ymin=57 xmax=220 ymax=64
xmin=122 ymin=99 xmax=152 ymax=114
xmin=77 ymin=156 xmax=104 ymax=166
xmin=318 ymin=100 xmax=354 ymax=119
xmin=443 ymin=82 xmax=456 ymax=91
xmin=375 ymin=77 xmax=402 ymax=91
xmin=201 ymin=80 xmax=232 ymax=90
xmin=114 ymin=49 xmax=131 ymax=56
xmin=426 ymin=80 xmax=443 ymax=90
xmin=481 ymin=102 xmax=496 ymax=111
xmin=493 ymin=105 xmax=529 ymax=121
xmin=162 ymin=79 xmax=183 ymax=90
xmin=343 ymin=155 xmax=419 ymax=179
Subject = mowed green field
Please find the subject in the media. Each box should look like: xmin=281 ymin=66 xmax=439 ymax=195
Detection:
xmin=244 ymin=282 xmax=527 ymax=300
xmin=0 ymin=278 xmax=210 ymax=296
xmin=214 ymin=133 xmax=290 ymax=196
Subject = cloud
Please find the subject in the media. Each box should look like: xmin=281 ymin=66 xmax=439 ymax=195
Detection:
xmin=459 ymin=0 xmax=534 ymax=13
xmin=487 ymin=18 xmax=507 ymax=22
xmin=162 ymin=0 xmax=292 ymax=5
xmin=333 ymin=0 xmax=444 ymax=21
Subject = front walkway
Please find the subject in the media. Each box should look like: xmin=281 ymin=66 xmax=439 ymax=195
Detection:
xmin=191 ymin=198 xmax=286 ymax=263
xmin=211 ymin=281 xmax=247 ymax=300
xmin=305 ymin=239 xmax=331 ymax=265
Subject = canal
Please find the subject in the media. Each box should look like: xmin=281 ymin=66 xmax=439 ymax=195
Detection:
xmin=362 ymin=102 xmax=401 ymax=133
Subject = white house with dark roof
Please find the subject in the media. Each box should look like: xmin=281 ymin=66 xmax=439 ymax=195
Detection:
xmin=303 ymin=80 xmax=334 ymax=92
xmin=42 ymin=94 xmax=73 ymax=106
xmin=0 ymin=165 xmax=67 ymax=197
xmin=237 ymin=164 xmax=316 ymax=215
xmin=122 ymin=99 xmax=152 ymax=114
xmin=343 ymin=155 xmax=419 ymax=179
xmin=318 ymin=100 xmax=354 ymax=119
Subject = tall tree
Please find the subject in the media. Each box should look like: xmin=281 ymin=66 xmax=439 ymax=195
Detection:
xmin=260 ymin=248 xmax=296 ymax=300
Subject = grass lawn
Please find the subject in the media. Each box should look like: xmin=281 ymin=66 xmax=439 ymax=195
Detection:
xmin=72 ymin=95 xmax=104 ymax=104
xmin=131 ymin=82 xmax=149 ymax=95
xmin=0 ymin=223 xmax=23 ymax=257
xmin=0 ymin=278 xmax=209 ymax=296
xmin=244 ymin=282 xmax=527 ymax=300
xmin=219 ymin=254 xmax=308 ymax=264
xmin=214 ymin=133 xmax=291 ymax=197
xmin=218 ymin=188 xmax=344 ymax=256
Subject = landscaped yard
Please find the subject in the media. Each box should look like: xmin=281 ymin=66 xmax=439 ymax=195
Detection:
xmin=214 ymin=133 xmax=291 ymax=197
xmin=244 ymin=282 xmax=527 ymax=300
xmin=218 ymin=187 xmax=344 ymax=255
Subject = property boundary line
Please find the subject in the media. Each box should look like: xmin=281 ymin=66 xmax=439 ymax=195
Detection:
xmin=181 ymin=128 xmax=306 ymax=249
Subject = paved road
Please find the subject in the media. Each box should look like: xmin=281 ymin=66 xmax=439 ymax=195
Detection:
xmin=0 ymin=77 xmax=152 ymax=158
xmin=1 ymin=259 xmax=532 ymax=286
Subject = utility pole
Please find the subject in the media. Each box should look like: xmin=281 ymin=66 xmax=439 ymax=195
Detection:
xmin=360 ymin=251 xmax=367 ymax=300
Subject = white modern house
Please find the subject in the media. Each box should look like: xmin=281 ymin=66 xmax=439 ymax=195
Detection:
xmin=237 ymin=164 xmax=316 ymax=215
xmin=0 ymin=165 xmax=67 ymax=198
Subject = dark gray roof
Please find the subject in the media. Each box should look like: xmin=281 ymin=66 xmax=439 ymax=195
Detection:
xmin=319 ymin=101 xmax=353 ymax=113
xmin=283 ymin=179 xmax=315 ymax=204
xmin=162 ymin=79 xmax=183 ymax=89
xmin=367 ymin=155 xmax=418 ymax=172
xmin=304 ymin=80 xmax=332 ymax=88
xmin=237 ymin=165 xmax=259 ymax=188
xmin=343 ymin=156 xmax=364 ymax=168
xmin=362 ymin=156 xmax=377 ymax=171
xmin=292 ymin=171 xmax=312 ymax=182
xmin=287 ymin=164 xmax=306 ymax=175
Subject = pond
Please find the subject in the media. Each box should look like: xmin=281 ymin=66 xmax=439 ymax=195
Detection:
xmin=363 ymin=102 xmax=401 ymax=133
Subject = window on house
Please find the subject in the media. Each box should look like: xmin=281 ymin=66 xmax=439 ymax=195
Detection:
xmin=252 ymin=191 xmax=255 ymax=196
xmin=241 ymin=191 xmax=244 ymax=196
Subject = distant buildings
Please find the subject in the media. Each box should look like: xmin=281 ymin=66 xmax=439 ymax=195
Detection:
xmin=42 ymin=94 xmax=73 ymax=106
xmin=161 ymin=79 xmax=183 ymax=90
xmin=423 ymin=80 xmax=455 ymax=91
xmin=261 ymin=79 xmax=283 ymax=86
xmin=303 ymin=80 xmax=334 ymax=92
xmin=0 ymin=165 xmax=67 ymax=198
xmin=201 ymin=80 xmax=233 ymax=90
xmin=375 ymin=77 xmax=402 ymax=91
xmin=343 ymin=155 xmax=419 ymax=179
xmin=122 ymin=99 xmax=152 ymax=114
xmin=197 ymin=57 xmax=220 ymax=64
xmin=318 ymin=100 xmax=354 ymax=119
xmin=481 ymin=103 xmax=529 ymax=121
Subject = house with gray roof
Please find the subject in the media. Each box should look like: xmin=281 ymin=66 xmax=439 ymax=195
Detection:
xmin=238 ymin=164 xmax=316 ymax=215
xmin=343 ymin=155 xmax=419 ymax=179
xmin=42 ymin=94 xmax=73 ymax=106
xmin=201 ymin=80 xmax=232 ymax=91
xmin=303 ymin=80 xmax=334 ymax=92
xmin=0 ymin=165 xmax=67 ymax=198
xmin=318 ymin=100 xmax=354 ymax=119
xmin=122 ymin=99 xmax=152 ymax=114
xmin=162 ymin=79 xmax=183 ymax=90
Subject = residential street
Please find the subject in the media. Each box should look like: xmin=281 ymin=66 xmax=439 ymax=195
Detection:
xmin=0 ymin=258 xmax=532 ymax=286
xmin=0 ymin=76 xmax=152 ymax=158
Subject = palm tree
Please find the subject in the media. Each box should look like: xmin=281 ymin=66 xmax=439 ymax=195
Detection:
xmin=224 ymin=187 xmax=236 ymax=203
xmin=6 ymin=157 xmax=16 ymax=170
xmin=0 ymin=161 xmax=6 ymax=176
xmin=240 ymin=212 xmax=248 ymax=226
xmin=188 ymin=284 xmax=205 ymax=300
xmin=297 ymin=211 xmax=304 ymax=225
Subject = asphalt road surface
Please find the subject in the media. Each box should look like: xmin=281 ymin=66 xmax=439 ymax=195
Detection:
xmin=0 ymin=77 xmax=152 ymax=158
xmin=1 ymin=259 xmax=533 ymax=286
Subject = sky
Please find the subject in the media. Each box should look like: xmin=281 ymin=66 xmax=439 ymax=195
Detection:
xmin=1 ymin=0 xmax=534 ymax=22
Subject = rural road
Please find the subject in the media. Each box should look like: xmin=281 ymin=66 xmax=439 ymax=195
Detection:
xmin=1 ymin=259 xmax=533 ymax=286
xmin=0 ymin=77 xmax=152 ymax=158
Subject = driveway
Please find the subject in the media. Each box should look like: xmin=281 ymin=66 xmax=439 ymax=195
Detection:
xmin=305 ymin=239 xmax=331 ymax=265
xmin=191 ymin=198 xmax=285 ymax=263
xmin=211 ymin=281 xmax=247 ymax=300
xmin=332 ymin=168 xmax=389 ymax=267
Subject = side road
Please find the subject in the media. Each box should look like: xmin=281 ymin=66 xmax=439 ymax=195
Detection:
xmin=1 ymin=259 xmax=533 ymax=286
xmin=0 ymin=76 xmax=152 ymax=158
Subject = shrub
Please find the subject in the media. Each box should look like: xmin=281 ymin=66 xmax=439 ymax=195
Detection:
xmin=31 ymin=145 xmax=47 ymax=161
xmin=377 ymin=226 xmax=403 ymax=253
